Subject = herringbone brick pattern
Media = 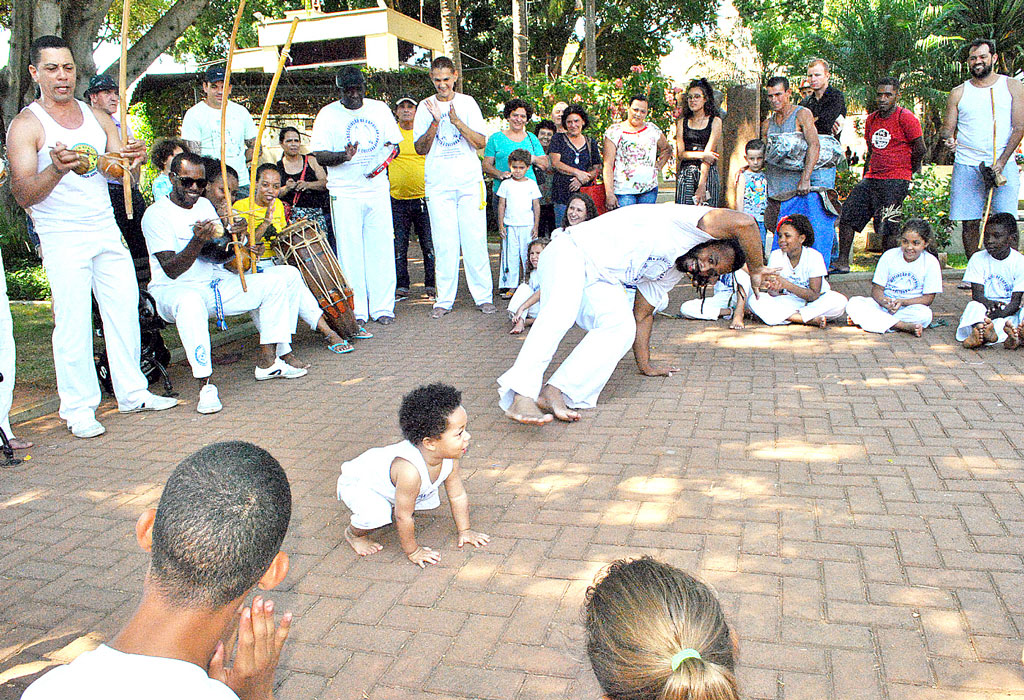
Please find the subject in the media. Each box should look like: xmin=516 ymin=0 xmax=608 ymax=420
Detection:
xmin=1 ymin=269 xmax=1022 ymax=700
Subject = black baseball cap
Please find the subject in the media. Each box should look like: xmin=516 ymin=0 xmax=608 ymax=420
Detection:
xmin=336 ymin=66 xmax=366 ymax=89
xmin=84 ymin=74 xmax=117 ymax=97
xmin=204 ymin=65 xmax=226 ymax=83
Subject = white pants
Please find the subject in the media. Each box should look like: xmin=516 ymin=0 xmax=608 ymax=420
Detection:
xmin=252 ymin=260 xmax=324 ymax=355
xmin=497 ymin=235 xmax=635 ymax=410
xmin=329 ymin=189 xmax=396 ymax=322
xmin=956 ymin=300 xmax=1021 ymax=343
xmin=0 ymin=253 xmax=16 ymax=439
xmin=846 ymin=296 xmax=932 ymax=334
xmin=426 ymin=183 xmax=492 ymax=310
xmin=38 ymin=226 xmax=150 ymax=425
xmin=508 ymin=283 xmax=539 ymax=319
xmin=748 ymin=290 xmax=848 ymax=326
xmin=679 ymin=269 xmax=752 ymax=320
xmin=499 ymin=224 xmax=533 ymax=289
xmin=151 ymin=271 xmax=294 ymax=379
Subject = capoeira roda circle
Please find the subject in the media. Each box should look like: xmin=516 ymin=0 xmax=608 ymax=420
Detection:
xmin=497 ymin=203 xmax=771 ymax=425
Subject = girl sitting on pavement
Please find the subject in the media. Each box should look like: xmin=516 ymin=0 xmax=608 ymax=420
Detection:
xmin=508 ymin=238 xmax=549 ymax=334
xmin=748 ymin=214 xmax=848 ymax=327
xmin=846 ymin=218 xmax=942 ymax=337
xmin=585 ymin=556 xmax=740 ymax=700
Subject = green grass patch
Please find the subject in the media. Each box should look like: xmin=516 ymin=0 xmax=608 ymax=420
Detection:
xmin=12 ymin=303 xmax=56 ymax=388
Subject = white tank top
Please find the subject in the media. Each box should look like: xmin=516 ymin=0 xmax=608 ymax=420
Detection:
xmin=338 ymin=440 xmax=454 ymax=511
xmin=955 ymin=75 xmax=1013 ymax=167
xmin=25 ymin=100 xmax=114 ymax=233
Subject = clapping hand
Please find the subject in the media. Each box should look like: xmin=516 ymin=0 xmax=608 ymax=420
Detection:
xmin=208 ymin=597 xmax=291 ymax=700
xmin=424 ymin=98 xmax=443 ymax=122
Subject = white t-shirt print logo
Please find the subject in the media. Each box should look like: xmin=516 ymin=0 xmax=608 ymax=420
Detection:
xmin=871 ymin=128 xmax=892 ymax=150
xmin=346 ymin=118 xmax=382 ymax=153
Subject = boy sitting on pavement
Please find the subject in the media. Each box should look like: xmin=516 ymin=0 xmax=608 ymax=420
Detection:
xmin=22 ymin=441 xmax=293 ymax=700
xmin=956 ymin=213 xmax=1024 ymax=348
xmin=337 ymin=383 xmax=490 ymax=567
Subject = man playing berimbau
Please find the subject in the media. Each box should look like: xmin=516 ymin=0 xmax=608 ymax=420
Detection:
xmin=497 ymin=203 xmax=770 ymax=425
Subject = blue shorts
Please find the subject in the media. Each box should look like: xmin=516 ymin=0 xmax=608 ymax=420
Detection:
xmin=950 ymin=160 xmax=1020 ymax=221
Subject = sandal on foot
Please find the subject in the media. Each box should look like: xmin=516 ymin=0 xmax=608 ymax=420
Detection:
xmin=329 ymin=340 xmax=355 ymax=354
xmin=351 ymin=326 xmax=374 ymax=339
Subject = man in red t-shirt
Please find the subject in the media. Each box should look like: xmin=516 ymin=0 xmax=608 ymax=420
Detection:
xmin=833 ymin=77 xmax=925 ymax=273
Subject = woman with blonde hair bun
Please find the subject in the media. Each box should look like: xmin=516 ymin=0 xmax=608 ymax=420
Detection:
xmin=584 ymin=556 xmax=740 ymax=700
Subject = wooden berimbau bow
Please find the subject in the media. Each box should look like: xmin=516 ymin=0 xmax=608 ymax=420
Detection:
xmin=119 ymin=0 xmax=133 ymax=219
xmin=222 ymin=0 xmax=248 ymax=291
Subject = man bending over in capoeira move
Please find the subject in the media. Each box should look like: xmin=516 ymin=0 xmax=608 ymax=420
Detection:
xmin=497 ymin=203 xmax=770 ymax=425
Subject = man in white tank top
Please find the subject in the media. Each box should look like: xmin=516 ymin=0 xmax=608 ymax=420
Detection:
xmin=940 ymin=38 xmax=1024 ymax=257
xmin=6 ymin=36 xmax=178 ymax=439
xmin=497 ymin=204 xmax=770 ymax=425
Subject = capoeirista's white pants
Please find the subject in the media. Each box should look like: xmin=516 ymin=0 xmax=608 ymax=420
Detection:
xmin=0 ymin=252 xmax=18 ymax=439
xmin=38 ymin=223 xmax=150 ymax=425
xmin=252 ymin=260 xmax=325 ymax=356
xmin=679 ymin=269 xmax=753 ymax=320
xmin=846 ymin=296 xmax=932 ymax=334
xmin=747 ymin=289 xmax=848 ymax=326
xmin=497 ymin=235 xmax=635 ymax=411
xmin=329 ymin=188 xmax=397 ymax=322
xmin=426 ymin=183 xmax=493 ymax=310
xmin=150 ymin=269 xmax=295 ymax=379
xmin=955 ymin=300 xmax=1020 ymax=343
xmin=499 ymin=224 xmax=533 ymax=289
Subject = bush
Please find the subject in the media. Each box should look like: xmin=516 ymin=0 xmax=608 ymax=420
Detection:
xmin=901 ymin=166 xmax=953 ymax=251
xmin=6 ymin=264 xmax=50 ymax=301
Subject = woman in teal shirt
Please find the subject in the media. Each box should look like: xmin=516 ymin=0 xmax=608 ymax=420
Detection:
xmin=482 ymin=98 xmax=549 ymax=192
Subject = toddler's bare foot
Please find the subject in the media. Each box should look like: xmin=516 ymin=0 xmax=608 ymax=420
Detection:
xmin=537 ymin=384 xmax=580 ymax=422
xmin=504 ymin=393 xmax=553 ymax=425
xmin=345 ymin=526 xmax=384 ymax=556
xmin=963 ymin=324 xmax=985 ymax=349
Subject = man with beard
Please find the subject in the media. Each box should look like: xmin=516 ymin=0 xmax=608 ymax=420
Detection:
xmin=497 ymin=204 xmax=770 ymax=425
xmin=7 ymin=35 xmax=179 ymax=439
xmin=941 ymin=38 xmax=1024 ymax=260
xmin=311 ymin=66 xmax=402 ymax=326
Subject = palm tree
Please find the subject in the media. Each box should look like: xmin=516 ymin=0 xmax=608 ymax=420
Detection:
xmin=953 ymin=0 xmax=1024 ymax=77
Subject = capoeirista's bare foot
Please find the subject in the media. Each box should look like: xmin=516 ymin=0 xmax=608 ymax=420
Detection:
xmin=982 ymin=318 xmax=998 ymax=344
xmin=280 ymin=352 xmax=311 ymax=369
xmin=504 ymin=393 xmax=553 ymax=425
xmin=894 ymin=321 xmax=924 ymax=337
xmin=345 ymin=525 xmax=384 ymax=556
xmin=536 ymin=384 xmax=580 ymax=422
xmin=9 ymin=437 xmax=33 ymax=450
xmin=1005 ymin=325 xmax=1020 ymax=349
xmin=912 ymin=323 xmax=923 ymax=338
xmin=813 ymin=315 xmax=828 ymax=328
xmin=963 ymin=324 xmax=985 ymax=349
xmin=846 ymin=315 xmax=856 ymax=326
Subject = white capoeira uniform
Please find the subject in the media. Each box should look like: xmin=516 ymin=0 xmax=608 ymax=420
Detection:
xmin=337 ymin=440 xmax=453 ymax=530
xmin=24 ymin=100 xmax=156 ymax=426
xmin=955 ymin=248 xmax=1024 ymax=344
xmin=846 ymin=247 xmax=941 ymax=333
xmin=748 ymin=247 xmax=847 ymax=325
xmin=413 ymin=94 xmax=493 ymax=310
xmin=0 ymin=251 xmax=19 ymax=441
xmin=248 ymin=259 xmax=327 ymax=357
xmin=679 ymin=269 xmax=752 ymax=319
xmin=497 ymin=203 xmax=715 ymax=410
xmin=497 ymin=177 xmax=541 ymax=289
xmin=142 ymin=197 xmax=298 ymax=378
xmin=311 ymin=99 xmax=401 ymax=322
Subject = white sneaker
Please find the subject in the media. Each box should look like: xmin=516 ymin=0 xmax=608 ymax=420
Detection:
xmin=197 ymin=384 xmax=222 ymax=414
xmin=69 ymin=418 xmax=105 ymax=439
xmin=118 ymin=393 xmax=180 ymax=413
xmin=254 ymin=358 xmax=308 ymax=381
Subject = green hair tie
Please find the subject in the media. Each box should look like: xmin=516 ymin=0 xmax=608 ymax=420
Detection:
xmin=671 ymin=648 xmax=702 ymax=670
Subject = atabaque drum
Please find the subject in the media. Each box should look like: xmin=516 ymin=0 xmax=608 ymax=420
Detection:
xmin=274 ymin=219 xmax=360 ymax=339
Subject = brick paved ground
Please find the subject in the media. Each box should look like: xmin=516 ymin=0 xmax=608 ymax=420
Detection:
xmin=1 ymin=258 xmax=1023 ymax=700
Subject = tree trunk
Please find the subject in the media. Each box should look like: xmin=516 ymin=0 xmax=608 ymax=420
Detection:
xmin=512 ymin=0 xmax=528 ymax=82
xmin=584 ymin=0 xmax=596 ymax=77
xmin=439 ymin=0 xmax=463 ymax=90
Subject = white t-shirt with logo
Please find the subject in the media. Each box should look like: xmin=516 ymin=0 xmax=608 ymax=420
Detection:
xmin=22 ymin=644 xmax=239 ymax=700
xmin=497 ymin=177 xmax=541 ymax=226
xmin=180 ymin=101 xmax=257 ymax=187
xmin=767 ymin=246 xmax=831 ymax=297
xmin=310 ymin=98 xmax=402 ymax=196
xmin=412 ymin=93 xmax=487 ymax=193
xmin=962 ymin=248 xmax=1024 ymax=303
xmin=142 ymin=196 xmax=220 ymax=289
xmin=872 ymin=247 xmax=942 ymax=299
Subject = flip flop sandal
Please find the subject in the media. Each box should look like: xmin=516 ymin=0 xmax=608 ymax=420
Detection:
xmin=329 ymin=341 xmax=355 ymax=354
xmin=351 ymin=326 xmax=374 ymax=339
xmin=927 ymin=319 xmax=949 ymax=329
xmin=656 ymin=311 xmax=683 ymax=319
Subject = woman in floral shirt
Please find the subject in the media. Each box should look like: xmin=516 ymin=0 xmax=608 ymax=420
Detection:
xmin=602 ymin=94 xmax=672 ymax=210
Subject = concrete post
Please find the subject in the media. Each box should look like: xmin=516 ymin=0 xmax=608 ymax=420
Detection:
xmin=720 ymin=83 xmax=760 ymax=210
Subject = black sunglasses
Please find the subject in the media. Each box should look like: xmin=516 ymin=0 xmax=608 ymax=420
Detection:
xmin=172 ymin=172 xmax=207 ymax=189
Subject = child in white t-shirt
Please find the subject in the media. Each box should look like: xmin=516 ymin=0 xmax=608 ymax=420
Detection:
xmin=337 ymin=383 xmax=490 ymax=567
xmin=846 ymin=219 xmax=942 ymax=336
xmin=497 ymin=148 xmax=541 ymax=292
xmin=955 ymin=213 xmax=1024 ymax=348
xmin=747 ymin=214 xmax=848 ymax=326
xmin=508 ymin=238 xmax=549 ymax=334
